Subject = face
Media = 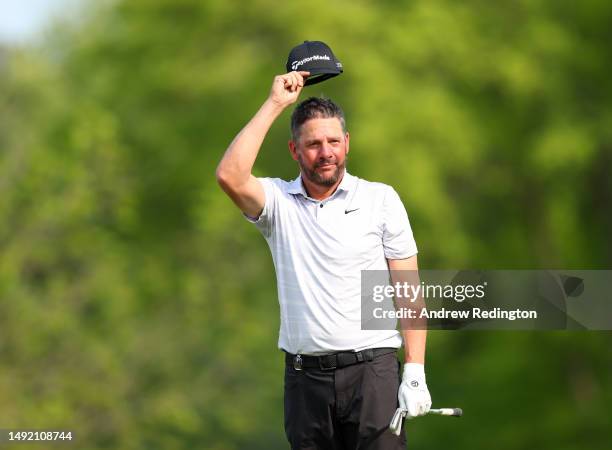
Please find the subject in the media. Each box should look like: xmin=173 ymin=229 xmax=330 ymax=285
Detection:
xmin=289 ymin=117 xmax=350 ymax=187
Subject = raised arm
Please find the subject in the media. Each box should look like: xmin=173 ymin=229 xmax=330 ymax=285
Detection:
xmin=215 ymin=71 xmax=309 ymax=218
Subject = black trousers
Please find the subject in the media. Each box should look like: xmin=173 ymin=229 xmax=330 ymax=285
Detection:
xmin=284 ymin=351 xmax=406 ymax=450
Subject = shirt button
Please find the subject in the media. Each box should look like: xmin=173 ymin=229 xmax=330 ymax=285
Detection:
xmin=320 ymin=203 xmax=324 ymax=208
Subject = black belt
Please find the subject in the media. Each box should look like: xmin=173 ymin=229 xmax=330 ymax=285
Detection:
xmin=285 ymin=348 xmax=397 ymax=371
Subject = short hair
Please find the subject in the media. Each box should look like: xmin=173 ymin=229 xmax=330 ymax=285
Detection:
xmin=290 ymin=97 xmax=346 ymax=142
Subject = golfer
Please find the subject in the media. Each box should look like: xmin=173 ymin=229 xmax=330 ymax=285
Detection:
xmin=216 ymin=71 xmax=431 ymax=449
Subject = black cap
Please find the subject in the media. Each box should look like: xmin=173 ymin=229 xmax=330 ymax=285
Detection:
xmin=286 ymin=40 xmax=343 ymax=86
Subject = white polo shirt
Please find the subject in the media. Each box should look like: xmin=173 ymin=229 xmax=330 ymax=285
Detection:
xmin=246 ymin=171 xmax=418 ymax=355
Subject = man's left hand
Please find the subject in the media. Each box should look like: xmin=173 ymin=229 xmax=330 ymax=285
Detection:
xmin=398 ymin=363 xmax=431 ymax=418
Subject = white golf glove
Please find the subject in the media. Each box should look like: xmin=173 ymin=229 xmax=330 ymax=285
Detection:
xmin=389 ymin=363 xmax=432 ymax=436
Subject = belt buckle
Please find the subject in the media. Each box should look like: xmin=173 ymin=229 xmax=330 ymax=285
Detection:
xmin=319 ymin=354 xmax=337 ymax=371
xmin=293 ymin=354 xmax=303 ymax=371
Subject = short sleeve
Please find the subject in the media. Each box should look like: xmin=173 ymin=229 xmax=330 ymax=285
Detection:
xmin=382 ymin=187 xmax=418 ymax=259
xmin=243 ymin=177 xmax=278 ymax=238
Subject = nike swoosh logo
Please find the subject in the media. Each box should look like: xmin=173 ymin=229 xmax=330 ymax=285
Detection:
xmin=345 ymin=208 xmax=360 ymax=214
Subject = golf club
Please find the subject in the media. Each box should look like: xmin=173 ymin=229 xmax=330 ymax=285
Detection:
xmin=429 ymin=407 xmax=463 ymax=417
xmin=389 ymin=406 xmax=463 ymax=436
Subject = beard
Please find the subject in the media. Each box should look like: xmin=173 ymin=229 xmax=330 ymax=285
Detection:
xmin=298 ymin=156 xmax=346 ymax=187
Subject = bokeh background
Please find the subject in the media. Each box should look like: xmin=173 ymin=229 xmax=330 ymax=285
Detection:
xmin=1 ymin=0 xmax=611 ymax=449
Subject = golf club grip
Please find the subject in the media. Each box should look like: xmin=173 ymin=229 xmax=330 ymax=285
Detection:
xmin=429 ymin=408 xmax=463 ymax=417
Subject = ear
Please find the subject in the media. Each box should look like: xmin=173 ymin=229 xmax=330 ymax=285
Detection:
xmin=345 ymin=132 xmax=350 ymax=155
xmin=288 ymin=140 xmax=299 ymax=161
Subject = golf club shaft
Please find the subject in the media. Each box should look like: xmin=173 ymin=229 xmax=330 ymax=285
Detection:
xmin=428 ymin=407 xmax=463 ymax=417
xmin=389 ymin=406 xmax=463 ymax=436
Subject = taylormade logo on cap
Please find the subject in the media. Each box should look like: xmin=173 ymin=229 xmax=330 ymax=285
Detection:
xmin=291 ymin=54 xmax=331 ymax=71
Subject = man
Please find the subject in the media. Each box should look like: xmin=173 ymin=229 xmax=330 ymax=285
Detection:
xmin=216 ymin=71 xmax=431 ymax=449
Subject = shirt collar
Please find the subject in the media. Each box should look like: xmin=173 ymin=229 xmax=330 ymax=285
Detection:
xmin=287 ymin=170 xmax=357 ymax=198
